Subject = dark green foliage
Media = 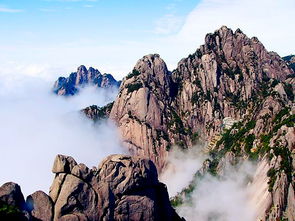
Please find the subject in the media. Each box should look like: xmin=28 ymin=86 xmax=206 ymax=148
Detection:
xmin=0 ymin=202 xmax=25 ymax=221
xmin=166 ymin=144 xmax=171 ymax=151
xmin=83 ymin=102 xmax=114 ymax=122
xmin=193 ymin=79 xmax=202 ymax=88
xmin=270 ymin=79 xmax=279 ymax=88
xmin=191 ymin=132 xmax=199 ymax=144
xmin=191 ymin=92 xmax=199 ymax=104
xmin=126 ymin=82 xmax=143 ymax=93
xmin=273 ymin=108 xmax=289 ymax=124
xmin=205 ymin=90 xmax=212 ymax=101
xmin=208 ymin=158 xmax=219 ymax=176
xmin=273 ymin=146 xmax=293 ymax=182
xmin=267 ymin=168 xmax=277 ymax=192
xmin=260 ymin=134 xmax=271 ymax=154
xmin=126 ymin=69 xmax=141 ymax=80
xmin=170 ymin=196 xmax=183 ymax=207
xmin=245 ymin=134 xmax=255 ymax=153
xmin=169 ymin=110 xmax=187 ymax=137
xmin=283 ymin=83 xmax=294 ymax=101
xmin=245 ymin=120 xmax=256 ymax=130
xmin=224 ymin=68 xmax=235 ymax=80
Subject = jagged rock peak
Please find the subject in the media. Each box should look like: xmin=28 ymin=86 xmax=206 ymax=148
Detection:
xmin=53 ymin=65 xmax=120 ymax=96
xmin=133 ymin=54 xmax=170 ymax=81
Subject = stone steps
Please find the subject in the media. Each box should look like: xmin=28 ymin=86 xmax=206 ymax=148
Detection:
xmin=203 ymin=134 xmax=222 ymax=153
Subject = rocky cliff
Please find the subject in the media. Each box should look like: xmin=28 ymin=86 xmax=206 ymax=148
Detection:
xmin=108 ymin=26 xmax=294 ymax=220
xmin=53 ymin=65 xmax=120 ymax=96
xmin=0 ymin=154 xmax=183 ymax=221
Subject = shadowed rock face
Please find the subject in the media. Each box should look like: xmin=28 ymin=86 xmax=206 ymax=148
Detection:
xmin=53 ymin=65 xmax=120 ymax=96
xmin=0 ymin=154 xmax=184 ymax=221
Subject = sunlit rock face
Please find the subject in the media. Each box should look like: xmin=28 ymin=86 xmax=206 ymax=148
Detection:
xmin=53 ymin=65 xmax=120 ymax=96
xmin=109 ymin=26 xmax=295 ymax=220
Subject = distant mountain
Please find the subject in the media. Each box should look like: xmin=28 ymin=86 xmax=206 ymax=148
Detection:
xmin=53 ymin=65 xmax=121 ymax=96
xmin=283 ymin=54 xmax=295 ymax=72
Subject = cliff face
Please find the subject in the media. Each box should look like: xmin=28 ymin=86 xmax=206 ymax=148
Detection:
xmin=110 ymin=54 xmax=173 ymax=170
xmin=0 ymin=154 xmax=183 ymax=221
xmin=109 ymin=26 xmax=295 ymax=220
xmin=110 ymin=26 xmax=294 ymax=169
xmin=53 ymin=65 xmax=120 ymax=96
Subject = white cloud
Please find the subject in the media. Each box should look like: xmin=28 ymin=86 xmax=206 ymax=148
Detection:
xmin=0 ymin=7 xmax=23 ymax=13
xmin=154 ymin=14 xmax=184 ymax=35
xmin=177 ymin=162 xmax=257 ymax=221
xmin=175 ymin=0 xmax=295 ymax=56
xmin=160 ymin=145 xmax=206 ymax=197
xmin=0 ymin=75 xmax=124 ymax=197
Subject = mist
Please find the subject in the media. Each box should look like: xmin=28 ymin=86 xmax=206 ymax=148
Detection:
xmin=0 ymin=75 xmax=125 ymax=197
xmin=176 ymin=161 xmax=257 ymax=221
xmin=159 ymin=145 xmax=206 ymax=197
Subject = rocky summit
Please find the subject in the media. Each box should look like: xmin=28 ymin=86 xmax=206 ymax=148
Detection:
xmin=108 ymin=26 xmax=295 ymax=220
xmin=53 ymin=65 xmax=120 ymax=96
xmin=0 ymin=154 xmax=183 ymax=221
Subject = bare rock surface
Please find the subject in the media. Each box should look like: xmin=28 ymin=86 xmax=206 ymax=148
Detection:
xmin=26 ymin=191 xmax=53 ymax=221
xmin=0 ymin=154 xmax=184 ymax=220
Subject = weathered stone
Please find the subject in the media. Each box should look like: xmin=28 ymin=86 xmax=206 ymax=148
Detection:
xmin=53 ymin=174 xmax=98 ymax=221
xmin=71 ymin=163 xmax=93 ymax=181
xmin=49 ymin=173 xmax=67 ymax=203
xmin=52 ymin=154 xmax=77 ymax=174
xmin=0 ymin=182 xmax=26 ymax=210
xmin=26 ymin=190 xmax=53 ymax=221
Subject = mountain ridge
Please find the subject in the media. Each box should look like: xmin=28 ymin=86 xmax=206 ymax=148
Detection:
xmin=53 ymin=65 xmax=121 ymax=96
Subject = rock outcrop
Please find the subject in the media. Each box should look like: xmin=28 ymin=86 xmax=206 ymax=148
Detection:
xmin=108 ymin=26 xmax=295 ymax=220
xmin=110 ymin=54 xmax=173 ymax=170
xmin=53 ymin=65 xmax=120 ymax=96
xmin=0 ymin=154 xmax=184 ymax=221
xmin=110 ymin=26 xmax=294 ymax=170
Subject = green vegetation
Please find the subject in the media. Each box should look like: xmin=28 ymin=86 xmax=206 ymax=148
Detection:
xmin=126 ymin=69 xmax=141 ymax=80
xmin=125 ymin=82 xmax=143 ymax=93
xmin=267 ymin=168 xmax=277 ymax=192
xmin=191 ymin=91 xmax=199 ymax=104
xmin=170 ymin=195 xmax=183 ymax=207
xmin=245 ymin=134 xmax=255 ymax=153
xmin=191 ymin=132 xmax=199 ymax=144
xmin=0 ymin=202 xmax=24 ymax=220
xmin=83 ymin=102 xmax=114 ymax=122
xmin=168 ymin=110 xmax=187 ymax=138
xmin=283 ymin=83 xmax=294 ymax=101
xmin=208 ymin=158 xmax=219 ymax=176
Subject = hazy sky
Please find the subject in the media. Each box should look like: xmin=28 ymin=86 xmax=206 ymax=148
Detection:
xmin=0 ymin=0 xmax=294 ymax=81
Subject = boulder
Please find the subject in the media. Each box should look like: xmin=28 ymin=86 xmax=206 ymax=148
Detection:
xmin=52 ymin=154 xmax=77 ymax=174
xmin=26 ymin=190 xmax=53 ymax=221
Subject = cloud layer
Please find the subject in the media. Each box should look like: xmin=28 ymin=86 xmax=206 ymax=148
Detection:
xmin=0 ymin=75 xmax=124 ymax=196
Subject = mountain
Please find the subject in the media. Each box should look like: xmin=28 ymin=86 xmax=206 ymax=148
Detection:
xmin=0 ymin=154 xmax=183 ymax=221
xmin=53 ymin=65 xmax=121 ymax=96
xmin=283 ymin=54 xmax=295 ymax=72
xmin=108 ymin=26 xmax=294 ymax=220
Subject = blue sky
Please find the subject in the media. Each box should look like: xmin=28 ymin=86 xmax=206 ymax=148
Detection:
xmin=0 ymin=0 xmax=294 ymax=80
